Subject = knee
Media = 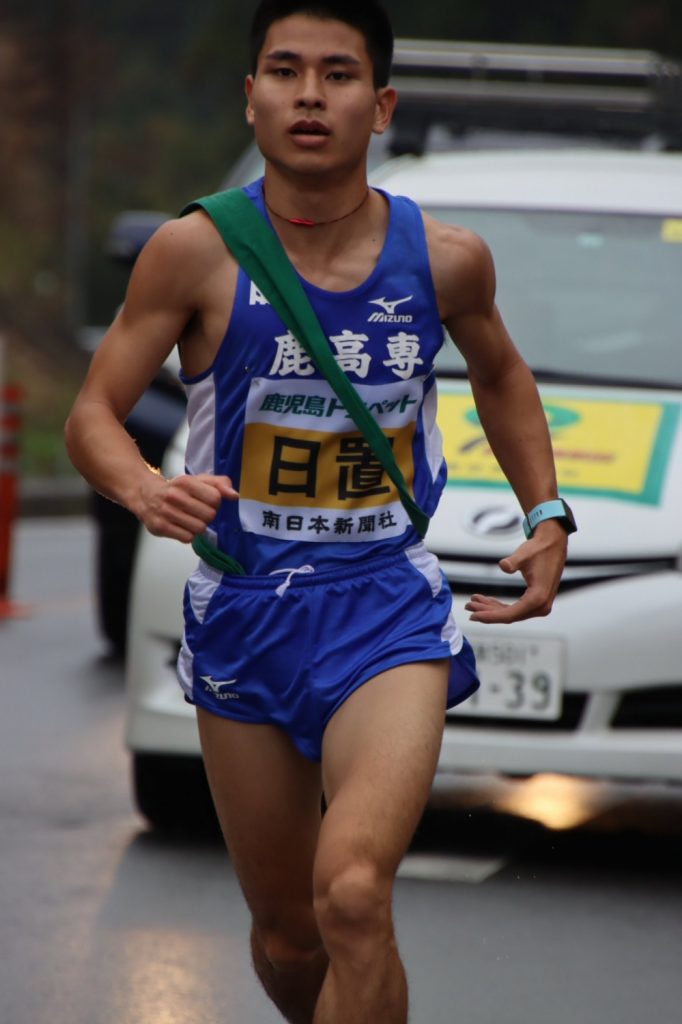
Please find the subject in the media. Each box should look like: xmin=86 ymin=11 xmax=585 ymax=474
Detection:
xmin=255 ymin=922 xmax=325 ymax=975
xmin=314 ymin=859 xmax=392 ymax=947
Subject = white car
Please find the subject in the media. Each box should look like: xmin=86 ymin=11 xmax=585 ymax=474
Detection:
xmin=124 ymin=50 xmax=682 ymax=829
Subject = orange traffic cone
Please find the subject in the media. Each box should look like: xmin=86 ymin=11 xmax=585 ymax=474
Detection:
xmin=0 ymin=384 xmax=30 ymax=618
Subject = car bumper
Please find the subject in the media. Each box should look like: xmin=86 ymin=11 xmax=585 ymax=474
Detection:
xmin=438 ymin=723 xmax=682 ymax=782
xmin=442 ymin=571 xmax=682 ymax=782
xmin=125 ymin=532 xmax=682 ymax=782
xmin=124 ymin=533 xmax=198 ymax=755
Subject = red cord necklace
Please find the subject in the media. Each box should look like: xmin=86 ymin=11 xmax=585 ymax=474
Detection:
xmin=263 ymin=187 xmax=370 ymax=227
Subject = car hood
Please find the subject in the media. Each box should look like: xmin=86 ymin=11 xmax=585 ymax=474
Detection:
xmin=429 ymin=379 xmax=682 ymax=562
xmin=167 ymin=379 xmax=682 ymax=562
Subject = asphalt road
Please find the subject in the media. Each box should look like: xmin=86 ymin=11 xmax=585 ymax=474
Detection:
xmin=1 ymin=517 xmax=681 ymax=1024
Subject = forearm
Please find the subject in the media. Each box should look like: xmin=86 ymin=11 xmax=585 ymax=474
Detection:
xmin=436 ymin=232 xmax=568 ymax=623
xmin=64 ymin=398 xmax=165 ymax=519
xmin=469 ymin=360 xmax=558 ymax=514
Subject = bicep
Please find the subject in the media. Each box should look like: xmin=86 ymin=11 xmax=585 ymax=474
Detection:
xmin=436 ymin=225 xmax=522 ymax=385
xmin=75 ymin=316 xmax=180 ymax=426
xmin=447 ymin=302 xmax=524 ymax=388
xmin=75 ymin=223 xmax=196 ymax=422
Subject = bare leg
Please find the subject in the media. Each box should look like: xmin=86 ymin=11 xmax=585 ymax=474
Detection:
xmin=197 ymin=709 xmax=328 ymax=1024
xmin=312 ymin=660 xmax=449 ymax=1024
xmin=250 ymin=924 xmax=329 ymax=1024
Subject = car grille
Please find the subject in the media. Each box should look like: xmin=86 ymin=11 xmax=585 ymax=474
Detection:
xmin=437 ymin=553 xmax=678 ymax=598
xmin=446 ymin=692 xmax=588 ymax=731
xmin=438 ymin=553 xmax=679 ymax=732
xmin=612 ymin=686 xmax=682 ymax=728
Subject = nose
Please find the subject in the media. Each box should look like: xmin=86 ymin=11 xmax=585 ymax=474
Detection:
xmin=294 ymin=69 xmax=326 ymax=110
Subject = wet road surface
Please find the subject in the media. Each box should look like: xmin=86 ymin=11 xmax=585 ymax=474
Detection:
xmin=2 ymin=517 xmax=681 ymax=1024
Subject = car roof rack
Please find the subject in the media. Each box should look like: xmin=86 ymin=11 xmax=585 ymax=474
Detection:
xmin=389 ymin=41 xmax=682 ymax=155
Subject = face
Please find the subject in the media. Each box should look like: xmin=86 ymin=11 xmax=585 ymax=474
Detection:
xmin=245 ymin=14 xmax=396 ymax=177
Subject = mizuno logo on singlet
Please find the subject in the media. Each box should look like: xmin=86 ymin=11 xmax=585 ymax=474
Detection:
xmin=367 ymin=295 xmax=414 ymax=323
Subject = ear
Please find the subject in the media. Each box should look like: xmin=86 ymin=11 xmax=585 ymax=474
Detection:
xmin=245 ymin=75 xmax=255 ymax=126
xmin=372 ymin=86 xmax=397 ymax=136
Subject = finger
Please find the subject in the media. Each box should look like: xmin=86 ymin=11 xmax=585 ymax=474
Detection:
xmin=499 ymin=554 xmax=519 ymax=575
xmin=165 ymin=476 xmax=236 ymax=518
xmin=498 ymin=541 xmax=533 ymax=576
xmin=162 ymin=474 xmax=240 ymax=535
xmin=215 ymin=475 xmax=239 ymax=499
xmin=465 ymin=587 xmax=552 ymax=624
xmin=465 ymin=593 xmax=515 ymax=625
xmin=155 ymin=524 xmax=195 ymax=544
xmin=187 ymin=473 xmax=237 ymax=497
xmin=145 ymin=479 xmax=213 ymax=530
xmin=147 ymin=505 xmax=213 ymax=541
xmin=167 ymin=475 xmax=221 ymax=506
xmin=163 ymin=491 xmax=221 ymax=529
xmin=192 ymin=473 xmax=240 ymax=500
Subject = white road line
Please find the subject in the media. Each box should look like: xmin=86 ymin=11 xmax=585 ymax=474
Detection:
xmin=398 ymin=852 xmax=507 ymax=884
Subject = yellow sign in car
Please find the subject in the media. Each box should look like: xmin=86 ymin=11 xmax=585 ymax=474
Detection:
xmin=661 ymin=218 xmax=682 ymax=244
xmin=438 ymin=385 xmax=680 ymax=505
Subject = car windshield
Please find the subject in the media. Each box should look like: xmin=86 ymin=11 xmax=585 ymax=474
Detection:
xmin=431 ymin=208 xmax=682 ymax=388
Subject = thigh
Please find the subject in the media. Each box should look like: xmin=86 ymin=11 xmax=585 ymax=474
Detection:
xmin=317 ymin=660 xmax=449 ymax=878
xmin=198 ymin=708 xmax=323 ymax=929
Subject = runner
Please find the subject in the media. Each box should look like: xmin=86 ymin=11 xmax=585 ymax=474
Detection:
xmin=65 ymin=2 xmax=574 ymax=1021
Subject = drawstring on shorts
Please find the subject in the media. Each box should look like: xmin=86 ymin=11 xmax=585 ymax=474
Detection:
xmin=269 ymin=565 xmax=316 ymax=597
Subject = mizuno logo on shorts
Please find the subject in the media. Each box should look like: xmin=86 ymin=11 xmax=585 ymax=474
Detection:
xmin=200 ymin=674 xmax=240 ymax=699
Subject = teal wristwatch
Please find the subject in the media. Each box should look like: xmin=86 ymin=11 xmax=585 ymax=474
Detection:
xmin=522 ymin=499 xmax=577 ymax=539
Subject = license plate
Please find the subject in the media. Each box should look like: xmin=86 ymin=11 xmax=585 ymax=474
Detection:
xmin=449 ymin=636 xmax=564 ymax=720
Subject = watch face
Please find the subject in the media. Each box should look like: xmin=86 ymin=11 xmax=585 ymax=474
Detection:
xmin=560 ymin=500 xmax=577 ymax=533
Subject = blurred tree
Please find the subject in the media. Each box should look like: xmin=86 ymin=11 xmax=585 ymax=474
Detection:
xmin=84 ymin=0 xmax=253 ymax=323
xmin=0 ymin=22 xmax=69 ymax=353
xmin=1 ymin=0 xmax=681 ymax=476
xmin=1 ymin=0 xmax=254 ymax=340
xmin=3 ymin=0 xmax=681 ymax=343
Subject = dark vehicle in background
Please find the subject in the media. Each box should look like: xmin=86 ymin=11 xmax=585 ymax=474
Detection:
xmin=92 ymin=212 xmax=185 ymax=654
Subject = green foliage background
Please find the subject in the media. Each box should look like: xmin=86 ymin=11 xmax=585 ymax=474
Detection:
xmin=1 ymin=0 xmax=681 ymax=473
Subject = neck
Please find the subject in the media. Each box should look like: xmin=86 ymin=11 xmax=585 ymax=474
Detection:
xmin=260 ymin=172 xmax=371 ymax=230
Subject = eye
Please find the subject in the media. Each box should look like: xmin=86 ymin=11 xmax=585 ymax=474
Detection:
xmin=273 ymin=66 xmax=295 ymax=77
xmin=328 ymin=71 xmax=351 ymax=81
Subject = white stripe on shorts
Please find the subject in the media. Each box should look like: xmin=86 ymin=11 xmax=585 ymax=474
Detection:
xmin=177 ymin=560 xmax=222 ymax=698
xmin=404 ymin=542 xmax=463 ymax=655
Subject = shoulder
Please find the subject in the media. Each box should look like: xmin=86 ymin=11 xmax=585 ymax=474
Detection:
xmin=138 ymin=210 xmax=232 ymax=278
xmin=126 ymin=208 xmax=237 ymax=310
xmin=421 ymin=211 xmax=496 ymax=320
xmin=421 ymin=212 xmax=493 ymax=271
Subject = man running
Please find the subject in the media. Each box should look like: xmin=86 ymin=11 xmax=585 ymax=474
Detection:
xmin=65 ymin=2 xmax=573 ymax=1021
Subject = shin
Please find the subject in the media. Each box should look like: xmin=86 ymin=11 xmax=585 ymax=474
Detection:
xmin=251 ymin=921 xmax=329 ymax=1024
xmin=312 ymin=858 xmax=407 ymax=1024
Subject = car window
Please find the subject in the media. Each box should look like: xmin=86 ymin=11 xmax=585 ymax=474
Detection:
xmin=431 ymin=208 xmax=682 ymax=387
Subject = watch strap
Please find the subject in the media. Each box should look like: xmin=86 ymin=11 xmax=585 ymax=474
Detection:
xmin=522 ymin=499 xmax=576 ymax=539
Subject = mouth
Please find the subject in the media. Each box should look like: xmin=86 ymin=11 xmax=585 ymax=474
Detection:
xmin=289 ymin=120 xmax=331 ymax=137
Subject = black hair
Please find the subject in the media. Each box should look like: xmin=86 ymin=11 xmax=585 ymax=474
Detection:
xmin=249 ymin=0 xmax=394 ymax=88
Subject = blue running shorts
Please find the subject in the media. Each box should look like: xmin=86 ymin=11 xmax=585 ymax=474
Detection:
xmin=177 ymin=543 xmax=480 ymax=761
